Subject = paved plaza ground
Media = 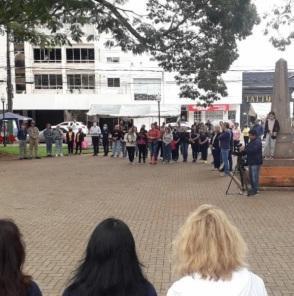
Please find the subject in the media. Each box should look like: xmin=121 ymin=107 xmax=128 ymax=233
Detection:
xmin=0 ymin=155 xmax=293 ymax=296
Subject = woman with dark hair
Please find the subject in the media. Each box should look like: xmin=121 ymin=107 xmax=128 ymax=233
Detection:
xmin=0 ymin=219 xmax=42 ymax=296
xmin=63 ymin=218 xmax=157 ymax=296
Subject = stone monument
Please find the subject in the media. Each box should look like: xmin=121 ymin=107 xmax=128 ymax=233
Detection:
xmin=271 ymin=59 xmax=294 ymax=158
xmin=260 ymin=59 xmax=294 ymax=188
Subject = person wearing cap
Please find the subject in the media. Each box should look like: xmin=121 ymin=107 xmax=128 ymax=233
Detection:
xmin=241 ymin=129 xmax=263 ymax=196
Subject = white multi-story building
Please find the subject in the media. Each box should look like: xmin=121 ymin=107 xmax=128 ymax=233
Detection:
xmin=0 ymin=25 xmax=242 ymax=129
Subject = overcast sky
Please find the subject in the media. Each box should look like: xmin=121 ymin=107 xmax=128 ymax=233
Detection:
xmin=126 ymin=0 xmax=294 ymax=72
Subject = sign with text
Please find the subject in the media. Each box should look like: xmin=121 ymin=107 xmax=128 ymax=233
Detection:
xmin=188 ymin=104 xmax=229 ymax=112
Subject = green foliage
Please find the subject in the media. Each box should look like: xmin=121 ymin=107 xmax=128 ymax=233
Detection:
xmin=264 ymin=0 xmax=294 ymax=51
xmin=0 ymin=0 xmax=259 ymax=104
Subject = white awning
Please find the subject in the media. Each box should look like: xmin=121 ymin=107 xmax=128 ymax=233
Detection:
xmin=87 ymin=104 xmax=181 ymax=118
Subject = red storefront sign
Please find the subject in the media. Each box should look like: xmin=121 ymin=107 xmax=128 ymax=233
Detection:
xmin=188 ymin=104 xmax=229 ymax=112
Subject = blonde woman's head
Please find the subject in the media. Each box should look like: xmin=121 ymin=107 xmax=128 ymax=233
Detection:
xmin=173 ymin=204 xmax=247 ymax=281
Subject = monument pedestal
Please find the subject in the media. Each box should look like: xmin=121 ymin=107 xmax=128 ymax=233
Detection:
xmin=260 ymin=159 xmax=294 ymax=188
xmin=274 ymin=133 xmax=294 ymax=159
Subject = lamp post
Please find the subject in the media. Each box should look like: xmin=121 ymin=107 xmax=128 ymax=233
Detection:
xmin=1 ymin=95 xmax=6 ymax=147
xmin=156 ymin=94 xmax=161 ymax=127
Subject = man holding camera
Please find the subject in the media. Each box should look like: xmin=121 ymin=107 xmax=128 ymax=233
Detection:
xmin=241 ymin=129 xmax=263 ymax=196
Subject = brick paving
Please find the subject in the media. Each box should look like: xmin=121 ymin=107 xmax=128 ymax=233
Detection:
xmin=0 ymin=155 xmax=293 ymax=296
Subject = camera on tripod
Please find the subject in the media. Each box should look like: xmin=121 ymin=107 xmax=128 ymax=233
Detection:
xmin=232 ymin=143 xmax=247 ymax=168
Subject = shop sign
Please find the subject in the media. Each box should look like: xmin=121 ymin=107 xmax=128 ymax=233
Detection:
xmin=188 ymin=104 xmax=229 ymax=112
xmin=244 ymin=95 xmax=272 ymax=103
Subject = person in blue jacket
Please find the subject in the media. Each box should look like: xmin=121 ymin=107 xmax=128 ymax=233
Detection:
xmin=0 ymin=219 xmax=42 ymax=296
xmin=63 ymin=218 xmax=157 ymax=296
xmin=242 ymin=129 xmax=263 ymax=196
xmin=17 ymin=123 xmax=28 ymax=159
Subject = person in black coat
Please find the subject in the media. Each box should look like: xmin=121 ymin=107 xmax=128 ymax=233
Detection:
xmin=75 ymin=128 xmax=85 ymax=155
xmin=101 ymin=124 xmax=110 ymax=156
xmin=211 ymin=125 xmax=221 ymax=169
xmin=241 ymin=129 xmax=263 ymax=196
xmin=66 ymin=127 xmax=75 ymax=156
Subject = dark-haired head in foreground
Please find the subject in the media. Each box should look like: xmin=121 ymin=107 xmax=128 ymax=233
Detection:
xmin=63 ymin=218 xmax=157 ymax=296
xmin=0 ymin=219 xmax=42 ymax=296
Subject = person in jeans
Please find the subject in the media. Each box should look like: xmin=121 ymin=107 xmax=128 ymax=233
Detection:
xmin=17 ymin=123 xmax=28 ymax=160
xmin=66 ymin=127 xmax=75 ymax=156
xmin=219 ymin=122 xmax=231 ymax=176
xmin=43 ymin=123 xmax=54 ymax=157
xmin=0 ymin=219 xmax=42 ymax=296
xmin=210 ymin=125 xmax=221 ymax=170
xmin=263 ymin=111 xmax=280 ymax=160
xmin=111 ymin=125 xmax=123 ymax=157
xmin=124 ymin=127 xmax=137 ymax=164
xmin=167 ymin=205 xmax=267 ymax=296
xmin=101 ymin=124 xmax=110 ymax=156
xmin=179 ymin=126 xmax=190 ymax=162
xmin=162 ymin=126 xmax=173 ymax=163
xmin=53 ymin=126 xmax=63 ymax=157
xmin=27 ymin=121 xmax=40 ymax=159
xmin=63 ymin=218 xmax=157 ymax=296
xmin=190 ymin=125 xmax=200 ymax=163
xmin=242 ymin=129 xmax=263 ymax=196
xmin=147 ymin=123 xmax=161 ymax=165
xmin=137 ymin=127 xmax=148 ymax=163
xmin=90 ymin=122 xmax=101 ymax=156
xmin=75 ymin=128 xmax=85 ymax=155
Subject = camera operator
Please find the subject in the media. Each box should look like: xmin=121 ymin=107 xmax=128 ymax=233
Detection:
xmin=240 ymin=130 xmax=263 ymax=197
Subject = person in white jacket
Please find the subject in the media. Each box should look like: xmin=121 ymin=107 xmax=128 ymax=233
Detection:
xmin=167 ymin=204 xmax=267 ymax=296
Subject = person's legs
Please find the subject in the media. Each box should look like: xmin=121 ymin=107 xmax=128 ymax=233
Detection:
xmin=19 ymin=140 xmax=25 ymax=159
xmin=214 ymin=149 xmax=221 ymax=168
xmin=244 ymin=136 xmax=249 ymax=146
xmin=138 ymin=144 xmax=143 ymax=163
xmin=249 ymin=165 xmax=260 ymax=194
xmin=46 ymin=141 xmax=51 ymax=156
xmin=130 ymin=147 xmax=135 ymax=162
xmin=228 ymin=150 xmax=233 ymax=171
xmin=270 ymin=138 xmax=276 ymax=158
xmin=202 ymin=145 xmax=208 ymax=161
xmin=92 ymin=137 xmax=98 ymax=155
xmin=142 ymin=145 xmax=147 ymax=163
xmin=103 ymin=140 xmax=109 ymax=156
xmin=34 ymin=139 xmax=39 ymax=158
xmin=221 ymin=149 xmax=229 ymax=175
xmin=29 ymin=139 xmax=34 ymax=158
xmin=264 ymin=134 xmax=271 ymax=158
xmin=166 ymin=144 xmax=172 ymax=162
xmin=182 ymin=143 xmax=188 ymax=161
xmin=127 ymin=147 xmax=132 ymax=162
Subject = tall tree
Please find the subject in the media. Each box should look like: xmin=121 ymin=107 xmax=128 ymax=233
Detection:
xmin=0 ymin=0 xmax=259 ymax=105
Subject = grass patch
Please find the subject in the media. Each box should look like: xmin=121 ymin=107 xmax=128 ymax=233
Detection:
xmin=0 ymin=144 xmax=94 ymax=157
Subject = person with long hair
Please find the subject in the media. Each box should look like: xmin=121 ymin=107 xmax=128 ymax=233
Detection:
xmin=167 ymin=205 xmax=267 ymax=296
xmin=63 ymin=218 xmax=157 ymax=296
xmin=0 ymin=219 xmax=42 ymax=296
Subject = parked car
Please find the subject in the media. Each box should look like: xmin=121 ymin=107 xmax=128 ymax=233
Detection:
xmin=38 ymin=126 xmax=68 ymax=143
xmin=57 ymin=121 xmax=88 ymax=134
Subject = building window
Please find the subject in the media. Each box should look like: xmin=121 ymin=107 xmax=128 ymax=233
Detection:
xmin=206 ymin=111 xmax=224 ymax=123
xmin=133 ymin=78 xmax=161 ymax=100
xmin=67 ymin=74 xmax=95 ymax=89
xmin=34 ymin=74 xmax=63 ymax=89
xmin=66 ymin=48 xmax=95 ymax=63
xmin=33 ymin=48 xmax=61 ymax=63
xmin=107 ymin=78 xmax=120 ymax=88
xmin=194 ymin=111 xmax=201 ymax=123
xmin=107 ymin=57 xmax=120 ymax=63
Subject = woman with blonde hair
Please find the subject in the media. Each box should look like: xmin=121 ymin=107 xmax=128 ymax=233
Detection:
xmin=167 ymin=205 xmax=267 ymax=296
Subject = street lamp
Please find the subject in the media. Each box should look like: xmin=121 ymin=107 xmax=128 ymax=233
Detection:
xmin=1 ymin=95 xmax=6 ymax=147
xmin=156 ymin=94 xmax=161 ymax=127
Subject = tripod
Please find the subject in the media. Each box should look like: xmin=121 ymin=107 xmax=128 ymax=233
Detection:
xmin=226 ymin=156 xmax=249 ymax=196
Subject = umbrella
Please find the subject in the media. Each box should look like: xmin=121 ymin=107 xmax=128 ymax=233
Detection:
xmin=0 ymin=112 xmax=32 ymax=121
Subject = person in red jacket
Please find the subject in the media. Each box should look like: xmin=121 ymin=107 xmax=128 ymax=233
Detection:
xmin=147 ymin=123 xmax=161 ymax=164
